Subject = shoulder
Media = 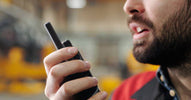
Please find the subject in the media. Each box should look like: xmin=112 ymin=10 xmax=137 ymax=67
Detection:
xmin=111 ymin=71 xmax=156 ymax=100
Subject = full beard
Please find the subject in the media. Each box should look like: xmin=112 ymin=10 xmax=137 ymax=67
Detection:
xmin=132 ymin=2 xmax=191 ymax=67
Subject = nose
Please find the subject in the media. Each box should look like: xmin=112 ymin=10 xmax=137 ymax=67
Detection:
xmin=123 ymin=0 xmax=145 ymax=16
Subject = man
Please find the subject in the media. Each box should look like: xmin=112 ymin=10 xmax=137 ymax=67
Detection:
xmin=43 ymin=0 xmax=191 ymax=99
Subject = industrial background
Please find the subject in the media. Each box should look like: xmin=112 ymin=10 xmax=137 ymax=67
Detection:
xmin=0 ymin=0 xmax=159 ymax=99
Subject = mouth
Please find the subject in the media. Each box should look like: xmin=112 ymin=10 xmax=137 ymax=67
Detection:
xmin=129 ymin=23 xmax=150 ymax=40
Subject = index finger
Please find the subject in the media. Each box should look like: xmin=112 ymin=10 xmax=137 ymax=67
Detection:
xmin=43 ymin=47 xmax=78 ymax=74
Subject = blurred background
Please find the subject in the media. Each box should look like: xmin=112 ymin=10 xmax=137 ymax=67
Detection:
xmin=0 ymin=0 xmax=159 ymax=99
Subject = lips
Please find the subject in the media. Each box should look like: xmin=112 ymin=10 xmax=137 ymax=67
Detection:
xmin=129 ymin=23 xmax=150 ymax=40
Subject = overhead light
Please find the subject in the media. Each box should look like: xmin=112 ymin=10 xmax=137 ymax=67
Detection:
xmin=66 ymin=0 xmax=87 ymax=9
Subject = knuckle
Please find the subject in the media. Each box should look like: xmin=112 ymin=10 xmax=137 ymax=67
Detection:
xmin=43 ymin=56 xmax=50 ymax=66
xmin=44 ymin=86 xmax=51 ymax=98
xmin=62 ymin=84 xmax=73 ymax=96
xmin=43 ymin=55 xmax=54 ymax=69
xmin=49 ymin=67 xmax=58 ymax=77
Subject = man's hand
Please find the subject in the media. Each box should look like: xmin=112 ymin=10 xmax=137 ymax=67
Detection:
xmin=43 ymin=47 xmax=107 ymax=100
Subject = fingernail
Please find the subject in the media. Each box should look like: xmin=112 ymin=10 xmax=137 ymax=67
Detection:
xmin=68 ymin=47 xmax=78 ymax=54
xmin=84 ymin=61 xmax=90 ymax=69
xmin=92 ymin=77 xmax=98 ymax=85
xmin=101 ymin=91 xmax=107 ymax=99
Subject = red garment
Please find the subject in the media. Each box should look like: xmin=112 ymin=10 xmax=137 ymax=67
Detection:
xmin=112 ymin=71 xmax=156 ymax=100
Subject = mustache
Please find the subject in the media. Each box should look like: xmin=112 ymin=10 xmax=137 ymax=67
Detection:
xmin=128 ymin=14 xmax=154 ymax=29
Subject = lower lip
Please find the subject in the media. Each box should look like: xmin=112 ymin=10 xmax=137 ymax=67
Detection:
xmin=133 ymin=31 xmax=150 ymax=40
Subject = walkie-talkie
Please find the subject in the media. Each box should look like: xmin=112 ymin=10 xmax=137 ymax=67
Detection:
xmin=44 ymin=22 xmax=99 ymax=100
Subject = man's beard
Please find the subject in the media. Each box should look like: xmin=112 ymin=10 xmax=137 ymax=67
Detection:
xmin=130 ymin=2 xmax=191 ymax=67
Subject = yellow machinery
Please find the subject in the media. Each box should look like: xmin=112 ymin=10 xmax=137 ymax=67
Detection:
xmin=0 ymin=43 xmax=54 ymax=94
xmin=126 ymin=51 xmax=159 ymax=75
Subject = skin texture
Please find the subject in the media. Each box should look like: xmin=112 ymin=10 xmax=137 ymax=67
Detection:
xmin=43 ymin=47 xmax=107 ymax=100
xmin=125 ymin=0 xmax=190 ymax=65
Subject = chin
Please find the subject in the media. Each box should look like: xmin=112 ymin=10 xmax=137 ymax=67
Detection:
xmin=133 ymin=43 xmax=151 ymax=64
xmin=133 ymin=40 xmax=185 ymax=66
xmin=132 ymin=39 xmax=162 ymax=65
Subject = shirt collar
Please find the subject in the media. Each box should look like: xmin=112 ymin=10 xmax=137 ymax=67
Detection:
xmin=156 ymin=66 xmax=180 ymax=100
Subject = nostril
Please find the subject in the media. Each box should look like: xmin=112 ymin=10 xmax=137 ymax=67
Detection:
xmin=130 ymin=9 xmax=139 ymax=14
xmin=123 ymin=1 xmax=145 ymax=15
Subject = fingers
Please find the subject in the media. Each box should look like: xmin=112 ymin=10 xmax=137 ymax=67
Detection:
xmin=48 ymin=60 xmax=90 ymax=82
xmin=88 ymin=91 xmax=108 ymax=100
xmin=43 ymin=46 xmax=103 ymax=100
xmin=44 ymin=60 xmax=91 ymax=98
xmin=54 ymin=77 xmax=98 ymax=100
xmin=43 ymin=47 xmax=78 ymax=74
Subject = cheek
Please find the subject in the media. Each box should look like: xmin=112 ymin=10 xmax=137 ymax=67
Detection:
xmin=144 ymin=0 xmax=185 ymax=28
xmin=145 ymin=3 xmax=170 ymax=29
